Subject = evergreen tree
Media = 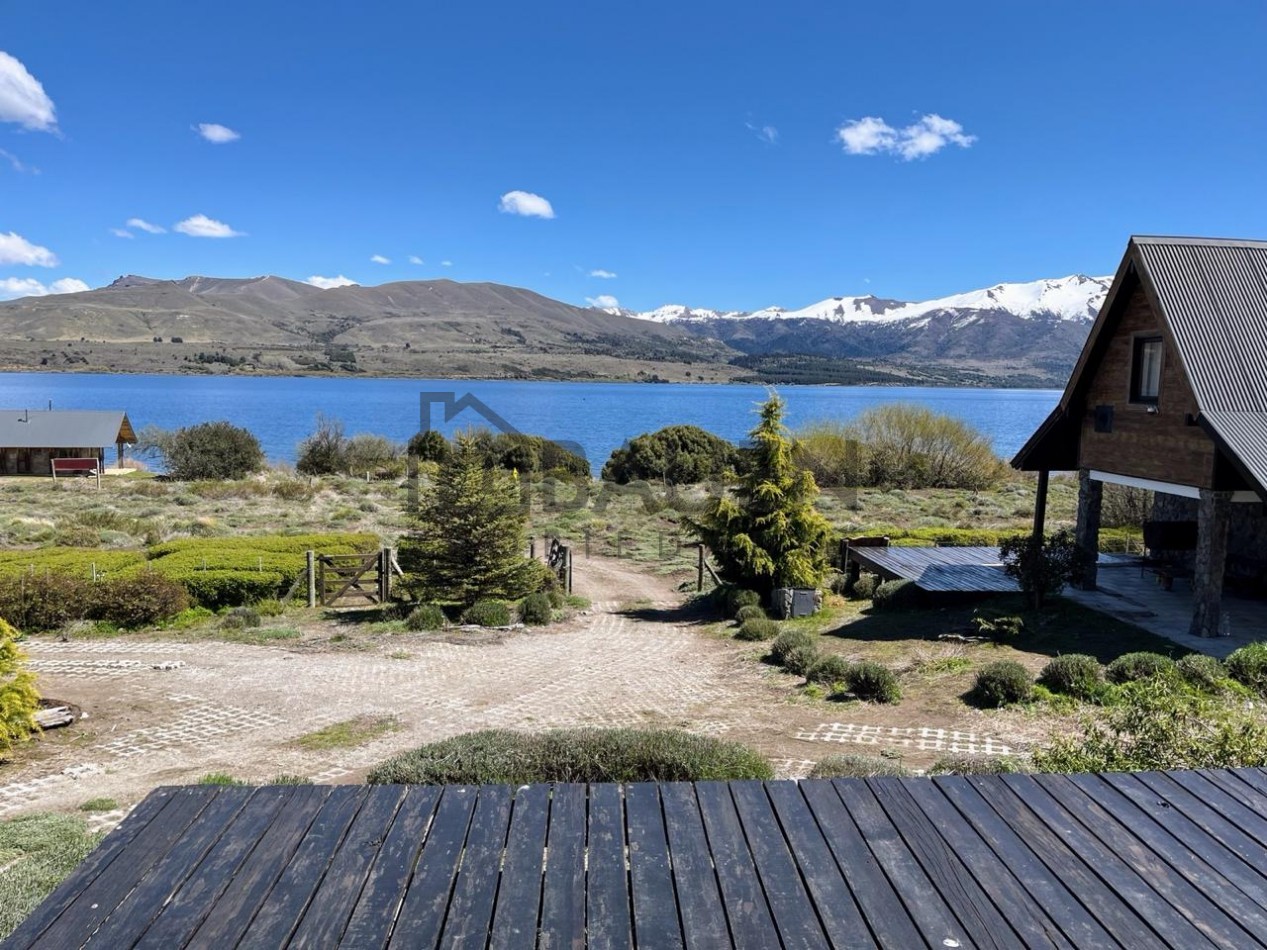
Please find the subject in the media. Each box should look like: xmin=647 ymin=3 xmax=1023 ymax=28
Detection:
xmin=691 ymin=394 xmax=831 ymax=594
xmin=398 ymin=435 xmax=535 ymax=605
xmin=0 ymin=618 xmax=39 ymax=758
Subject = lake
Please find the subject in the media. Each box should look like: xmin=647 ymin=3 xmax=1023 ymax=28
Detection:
xmin=0 ymin=373 xmax=1059 ymax=471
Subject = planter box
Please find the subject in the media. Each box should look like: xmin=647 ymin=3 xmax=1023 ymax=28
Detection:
xmin=771 ymin=587 xmax=821 ymax=619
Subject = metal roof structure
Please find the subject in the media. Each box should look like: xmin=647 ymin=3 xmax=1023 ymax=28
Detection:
xmin=0 ymin=410 xmax=136 ymax=449
xmin=10 ymin=771 xmax=1267 ymax=948
xmin=1013 ymin=236 xmax=1267 ymax=497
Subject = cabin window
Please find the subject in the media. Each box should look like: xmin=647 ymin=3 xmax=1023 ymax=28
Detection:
xmin=1131 ymin=336 xmax=1163 ymax=404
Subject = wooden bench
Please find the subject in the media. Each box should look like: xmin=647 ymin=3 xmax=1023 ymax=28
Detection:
xmin=51 ymin=457 xmax=101 ymax=487
xmin=1140 ymin=520 xmax=1198 ymax=588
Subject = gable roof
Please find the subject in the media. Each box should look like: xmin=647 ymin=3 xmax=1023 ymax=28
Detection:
xmin=0 ymin=410 xmax=136 ymax=449
xmin=1013 ymin=236 xmax=1267 ymax=497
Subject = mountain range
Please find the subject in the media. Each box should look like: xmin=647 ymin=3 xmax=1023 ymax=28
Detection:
xmin=0 ymin=273 xmax=1112 ymax=385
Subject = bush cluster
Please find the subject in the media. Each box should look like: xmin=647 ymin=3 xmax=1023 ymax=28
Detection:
xmin=405 ymin=604 xmax=447 ymax=631
xmin=0 ymin=570 xmax=189 ymax=632
xmin=967 ymin=661 xmax=1032 ymax=708
xmin=850 ymin=574 xmax=879 ymax=600
xmin=1226 ymin=643 xmax=1267 ymax=694
xmin=969 ymin=610 xmax=1025 ymax=644
xmin=770 ymin=628 xmax=817 ymax=667
xmin=871 ymin=579 xmax=922 ymax=611
xmin=1037 ymin=654 xmax=1103 ymax=700
xmin=519 ymin=592 xmax=553 ymax=626
xmin=1176 ymin=653 xmax=1226 ymax=692
xmin=221 ymin=606 xmax=262 ymax=630
xmin=806 ymin=654 xmax=853 ymax=686
xmin=366 ymin=728 xmax=774 ymax=784
xmin=297 ymin=416 xmax=405 ymax=477
xmin=1105 ymin=652 xmax=1177 ymax=684
xmin=809 ymin=754 xmax=909 ymax=779
xmin=164 ymin=421 xmax=265 ymax=480
xmin=844 ymin=661 xmax=902 ymax=703
xmin=734 ymin=604 xmax=767 ymax=624
xmin=462 ymin=599 xmax=512 ymax=627
xmin=724 ymin=588 xmax=762 ymax=618
xmin=736 ymin=617 xmax=779 ymax=641
xmin=601 ymin=425 xmax=740 ymax=485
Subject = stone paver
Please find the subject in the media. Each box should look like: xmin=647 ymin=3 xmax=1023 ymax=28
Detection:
xmin=795 ymin=722 xmax=1015 ymax=756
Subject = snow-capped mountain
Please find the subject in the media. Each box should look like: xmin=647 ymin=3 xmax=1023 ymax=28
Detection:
xmin=629 ymin=275 xmax=1111 ymax=326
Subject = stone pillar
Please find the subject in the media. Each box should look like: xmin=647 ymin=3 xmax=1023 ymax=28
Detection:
xmin=1190 ymin=489 xmax=1232 ymax=638
xmin=1074 ymin=469 xmax=1102 ymax=590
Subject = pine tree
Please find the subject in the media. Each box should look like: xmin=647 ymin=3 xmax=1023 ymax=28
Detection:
xmin=691 ymin=394 xmax=831 ymax=594
xmin=398 ymin=435 xmax=535 ymax=605
xmin=0 ymin=618 xmax=39 ymax=758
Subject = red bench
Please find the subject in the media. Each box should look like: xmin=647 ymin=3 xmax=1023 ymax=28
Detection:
xmin=51 ymin=457 xmax=101 ymax=486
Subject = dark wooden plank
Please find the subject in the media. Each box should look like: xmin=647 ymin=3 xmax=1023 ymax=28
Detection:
xmin=728 ymin=781 xmax=828 ymax=949
xmin=131 ymin=786 xmax=294 ymax=948
xmin=437 ymin=785 xmax=514 ymax=947
xmin=1038 ymin=774 xmax=1263 ymax=948
xmin=235 ymin=785 xmax=371 ymax=949
xmin=1229 ymin=767 xmax=1267 ymax=800
xmin=1064 ymin=774 xmax=1267 ymax=946
xmin=386 ymin=785 xmax=478 ymax=949
xmin=1164 ymin=770 xmax=1267 ymax=849
xmin=489 ymin=783 xmax=550 ymax=949
xmin=868 ymin=777 xmax=1038 ymax=949
xmin=184 ymin=785 xmax=334 ymax=948
xmin=694 ymin=780 xmax=781 ymax=950
xmin=764 ymin=781 xmax=874 ymax=949
xmin=905 ymin=778 xmax=1081 ymax=949
xmin=799 ymin=779 xmax=926 ymax=948
xmin=342 ymin=785 xmax=443 ymax=947
xmin=539 ymin=783 xmax=588 ymax=950
xmin=660 ymin=783 xmax=731 ymax=950
xmin=624 ymin=783 xmax=684 ymax=949
xmin=1199 ymin=767 xmax=1267 ymax=815
xmin=27 ymin=785 xmax=228 ymax=950
xmin=997 ymin=774 xmax=1216 ymax=949
xmin=947 ymin=775 xmax=1167 ymax=949
xmin=832 ymin=778 xmax=976 ymax=950
xmin=287 ymin=785 xmax=408 ymax=948
xmin=585 ymin=783 xmax=633 ymax=950
xmin=1097 ymin=773 xmax=1267 ymax=915
xmin=1 ymin=786 xmax=189 ymax=950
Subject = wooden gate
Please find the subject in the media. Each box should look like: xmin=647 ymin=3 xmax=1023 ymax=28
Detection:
xmin=317 ymin=550 xmax=389 ymax=607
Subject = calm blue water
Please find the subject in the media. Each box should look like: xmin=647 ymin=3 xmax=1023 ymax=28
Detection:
xmin=0 ymin=373 xmax=1058 ymax=470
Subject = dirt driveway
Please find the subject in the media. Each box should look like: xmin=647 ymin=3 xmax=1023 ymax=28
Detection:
xmin=1 ymin=557 xmax=1028 ymax=826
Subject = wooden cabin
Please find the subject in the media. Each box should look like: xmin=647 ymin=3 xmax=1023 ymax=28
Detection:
xmin=0 ymin=409 xmax=137 ymax=475
xmin=1014 ymin=236 xmax=1267 ymax=638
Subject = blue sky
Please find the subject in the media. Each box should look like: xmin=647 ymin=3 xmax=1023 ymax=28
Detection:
xmin=2 ymin=0 xmax=1265 ymax=311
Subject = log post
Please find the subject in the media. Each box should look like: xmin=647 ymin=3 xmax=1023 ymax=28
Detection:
xmin=306 ymin=550 xmax=317 ymax=608
xmin=1031 ymin=470 xmax=1050 ymax=543
xmin=697 ymin=544 xmax=705 ymax=592
xmin=1190 ymin=489 xmax=1232 ymax=638
xmin=1073 ymin=469 xmax=1102 ymax=590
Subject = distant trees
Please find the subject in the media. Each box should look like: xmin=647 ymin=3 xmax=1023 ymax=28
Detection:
xmin=691 ymin=394 xmax=831 ymax=595
xmin=144 ymin=421 xmax=264 ymax=480
xmin=296 ymin=415 xmax=404 ymax=477
xmin=602 ymin=425 xmax=740 ymax=485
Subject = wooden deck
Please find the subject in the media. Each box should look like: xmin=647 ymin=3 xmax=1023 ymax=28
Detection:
xmin=9 ymin=771 xmax=1267 ymax=948
xmin=846 ymin=545 xmax=1137 ymax=593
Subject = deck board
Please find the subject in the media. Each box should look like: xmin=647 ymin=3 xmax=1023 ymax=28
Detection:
xmin=846 ymin=545 xmax=1134 ymax=593
xmin=12 ymin=770 xmax=1267 ymax=948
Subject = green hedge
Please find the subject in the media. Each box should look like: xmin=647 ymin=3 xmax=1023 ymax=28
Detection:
xmin=0 ymin=549 xmax=146 ymax=580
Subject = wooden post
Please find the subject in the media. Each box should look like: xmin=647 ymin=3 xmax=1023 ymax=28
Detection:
xmin=1190 ymin=489 xmax=1232 ymax=638
xmin=530 ymin=538 xmax=536 ymax=560
xmin=1031 ymin=469 xmax=1050 ymax=543
xmin=567 ymin=547 xmax=573 ymax=593
xmin=1072 ymin=470 xmax=1101 ymax=590
xmin=697 ymin=545 xmax=705 ymax=592
xmin=306 ymin=550 xmax=317 ymax=608
xmin=379 ymin=548 xmax=390 ymax=603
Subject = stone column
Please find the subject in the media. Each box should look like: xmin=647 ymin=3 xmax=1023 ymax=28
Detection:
xmin=1190 ymin=489 xmax=1232 ymax=638
xmin=1074 ymin=469 xmax=1102 ymax=590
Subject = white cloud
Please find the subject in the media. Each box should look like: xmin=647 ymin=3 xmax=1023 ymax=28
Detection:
xmin=110 ymin=228 xmax=134 ymax=239
xmin=498 ymin=190 xmax=555 ymax=219
xmin=174 ymin=214 xmax=244 ymax=238
xmin=440 ymin=260 xmax=453 ymax=267
xmin=586 ymin=294 xmax=620 ymax=310
xmin=0 ymin=148 xmax=34 ymax=173
xmin=0 ymin=51 xmax=56 ymax=132
xmin=0 ymin=276 xmax=88 ymax=300
xmin=126 ymin=217 xmax=166 ymax=234
xmin=836 ymin=113 xmax=975 ymax=160
xmin=745 ymin=121 xmax=778 ymax=144
xmin=196 ymin=122 xmax=240 ymax=144
xmin=0 ymin=231 xmax=57 ymax=267
xmin=306 ymin=274 xmax=357 ymax=289
xmin=408 ymin=255 xmax=423 ymax=265
xmin=370 ymin=254 xmax=391 ymax=264
xmin=589 ymin=269 xmax=618 ymax=279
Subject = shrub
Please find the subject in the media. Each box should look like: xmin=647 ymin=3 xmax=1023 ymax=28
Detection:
xmin=848 ymin=404 xmax=1004 ymax=490
xmin=736 ymin=617 xmax=779 ymax=641
xmin=782 ymin=644 xmax=821 ymax=677
xmin=1177 ymin=653 xmax=1226 ymax=692
xmin=221 ymin=607 xmax=262 ymax=630
xmin=967 ymin=661 xmax=1033 ymax=708
xmin=519 ymin=592 xmax=553 ymax=626
xmin=928 ymin=755 xmax=1029 ymax=775
xmin=792 ymin=422 xmax=867 ymax=490
xmin=734 ymin=604 xmax=767 ymax=623
xmin=462 ymin=599 xmax=511 ymax=627
xmin=808 ymin=754 xmax=910 ymax=779
xmin=367 ymin=728 xmax=773 ymax=784
xmin=296 ymin=414 xmax=348 ymax=476
xmin=601 ymin=425 xmax=739 ymax=485
xmin=871 ymin=579 xmax=921 ymax=611
xmin=0 ymin=572 xmax=92 ymax=633
xmin=1037 ymin=654 xmax=1104 ymax=700
xmin=0 ymin=617 xmax=39 ymax=759
xmin=407 ymin=429 xmax=449 ymax=462
xmin=1000 ymin=529 xmax=1089 ymax=608
xmin=849 ymin=573 xmax=878 ymax=600
xmin=345 ymin=434 xmax=403 ymax=477
xmin=827 ymin=573 xmax=850 ymax=596
xmin=807 ymin=654 xmax=853 ymax=686
xmin=90 ymin=571 xmax=190 ymax=629
xmin=845 ymin=662 xmax=901 ymax=703
xmin=770 ymin=628 xmax=817 ymax=666
xmin=969 ymin=610 xmax=1025 ymax=644
xmin=271 ymin=479 xmax=315 ymax=502
xmin=165 ymin=421 xmax=264 ymax=480
xmin=726 ymin=589 xmax=762 ymax=617
xmin=1226 ymin=643 xmax=1267 ymax=694
xmin=1105 ymin=652 xmax=1177 ymax=684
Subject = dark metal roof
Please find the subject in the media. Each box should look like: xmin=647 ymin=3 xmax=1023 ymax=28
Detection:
xmin=1014 ymin=236 xmax=1267 ymax=495
xmin=0 ymin=410 xmax=136 ymax=449
xmin=11 ymin=772 xmax=1267 ymax=948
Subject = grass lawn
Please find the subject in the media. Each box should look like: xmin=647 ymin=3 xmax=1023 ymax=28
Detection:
xmin=0 ymin=813 xmax=102 ymax=940
xmin=294 ymin=715 xmax=400 ymax=752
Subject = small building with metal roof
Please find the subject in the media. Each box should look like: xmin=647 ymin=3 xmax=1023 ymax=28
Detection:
xmin=1014 ymin=235 xmax=1267 ymax=638
xmin=0 ymin=409 xmax=137 ymax=475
